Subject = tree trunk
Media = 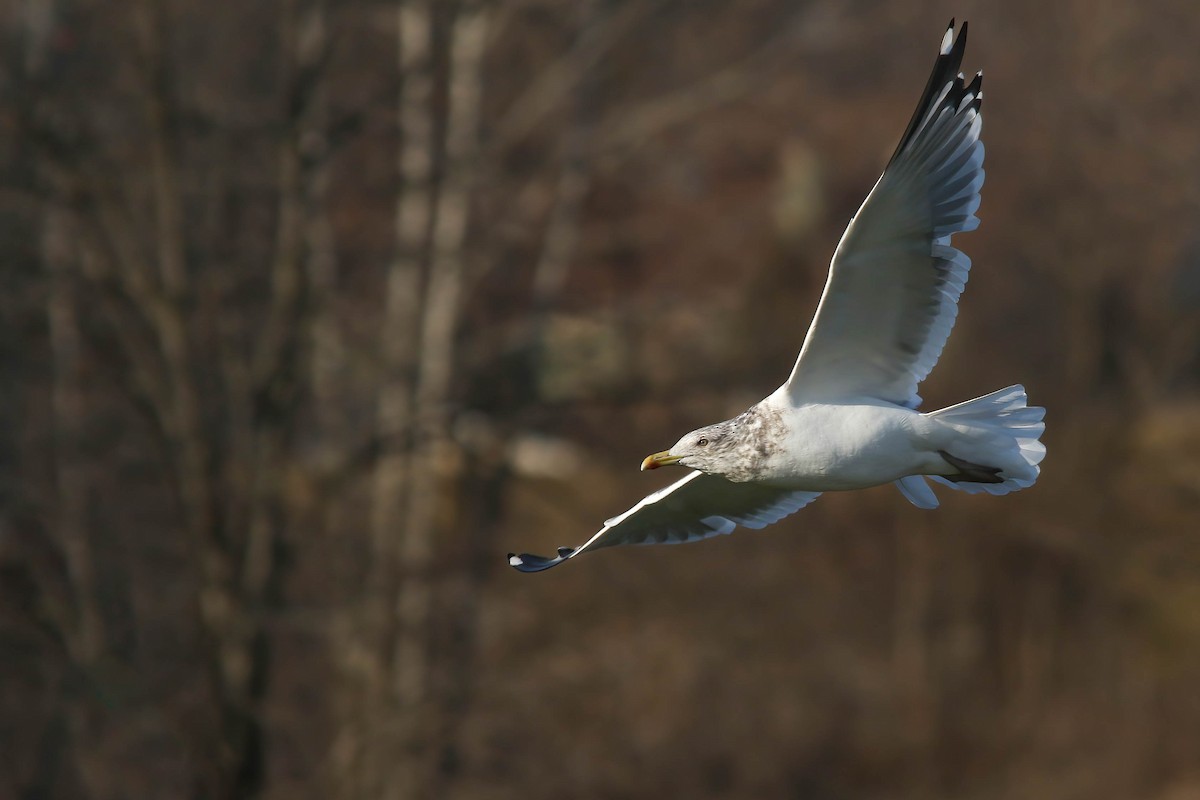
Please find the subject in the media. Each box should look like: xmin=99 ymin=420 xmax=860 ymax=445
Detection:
xmin=355 ymin=1 xmax=438 ymax=796
xmin=367 ymin=3 xmax=491 ymax=798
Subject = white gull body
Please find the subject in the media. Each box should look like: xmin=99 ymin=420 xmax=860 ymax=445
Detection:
xmin=510 ymin=21 xmax=1045 ymax=572
xmin=747 ymin=392 xmax=960 ymax=491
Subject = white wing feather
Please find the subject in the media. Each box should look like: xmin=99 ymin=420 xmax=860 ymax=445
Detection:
xmin=784 ymin=22 xmax=983 ymax=409
xmin=508 ymin=472 xmax=820 ymax=572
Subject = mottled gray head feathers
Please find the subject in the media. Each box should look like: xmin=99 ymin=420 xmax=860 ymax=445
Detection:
xmin=660 ymin=404 xmax=779 ymax=481
xmin=668 ymin=419 xmax=742 ymax=471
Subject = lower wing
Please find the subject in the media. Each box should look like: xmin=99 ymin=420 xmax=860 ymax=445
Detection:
xmin=508 ymin=471 xmax=821 ymax=572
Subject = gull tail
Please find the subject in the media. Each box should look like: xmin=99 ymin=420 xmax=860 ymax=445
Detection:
xmin=899 ymin=385 xmax=1045 ymax=505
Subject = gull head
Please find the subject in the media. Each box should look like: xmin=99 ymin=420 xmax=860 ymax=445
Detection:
xmin=641 ymin=420 xmax=743 ymax=475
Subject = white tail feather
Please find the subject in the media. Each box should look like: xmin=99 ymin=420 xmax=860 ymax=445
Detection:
xmin=925 ymin=384 xmax=1045 ymax=496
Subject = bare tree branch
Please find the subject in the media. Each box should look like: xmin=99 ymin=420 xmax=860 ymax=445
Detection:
xmin=492 ymin=0 xmax=665 ymax=146
xmin=134 ymin=0 xmax=189 ymax=299
xmin=43 ymin=207 xmax=104 ymax=666
xmin=596 ymin=11 xmax=807 ymax=152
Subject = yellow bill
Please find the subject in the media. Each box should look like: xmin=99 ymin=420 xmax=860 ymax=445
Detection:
xmin=641 ymin=451 xmax=682 ymax=471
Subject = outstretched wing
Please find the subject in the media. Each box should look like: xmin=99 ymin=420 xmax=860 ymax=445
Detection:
xmin=508 ymin=472 xmax=820 ymax=572
xmin=784 ymin=20 xmax=984 ymax=408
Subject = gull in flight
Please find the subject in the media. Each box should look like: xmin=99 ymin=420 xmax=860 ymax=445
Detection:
xmin=509 ymin=21 xmax=1045 ymax=573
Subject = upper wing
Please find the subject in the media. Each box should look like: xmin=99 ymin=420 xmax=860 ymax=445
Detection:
xmin=784 ymin=21 xmax=984 ymax=408
xmin=508 ymin=471 xmax=821 ymax=572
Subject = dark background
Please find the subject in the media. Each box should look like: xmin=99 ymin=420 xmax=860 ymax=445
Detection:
xmin=3 ymin=1 xmax=1200 ymax=798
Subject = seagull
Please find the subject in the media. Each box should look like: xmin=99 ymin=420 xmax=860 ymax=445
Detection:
xmin=509 ymin=21 xmax=1045 ymax=573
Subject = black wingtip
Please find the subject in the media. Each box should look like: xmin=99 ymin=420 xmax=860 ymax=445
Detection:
xmin=887 ymin=20 xmax=976 ymax=168
xmin=941 ymin=19 xmax=956 ymax=53
xmin=508 ymin=547 xmax=576 ymax=573
xmin=938 ymin=19 xmax=965 ymax=56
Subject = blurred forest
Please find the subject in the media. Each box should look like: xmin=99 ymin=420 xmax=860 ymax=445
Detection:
xmin=2 ymin=0 xmax=1200 ymax=798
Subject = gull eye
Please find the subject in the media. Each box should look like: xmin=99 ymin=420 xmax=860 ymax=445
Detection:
xmin=697 ymin=437 xmax=709 ymax=447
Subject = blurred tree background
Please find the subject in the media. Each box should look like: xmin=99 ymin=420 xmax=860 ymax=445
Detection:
xmin=2 ymin=0 xmax=1200 ymax=798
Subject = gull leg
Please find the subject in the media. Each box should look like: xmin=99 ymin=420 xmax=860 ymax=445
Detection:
xmin=937 ymin=450 xmax=1004 ymax=484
